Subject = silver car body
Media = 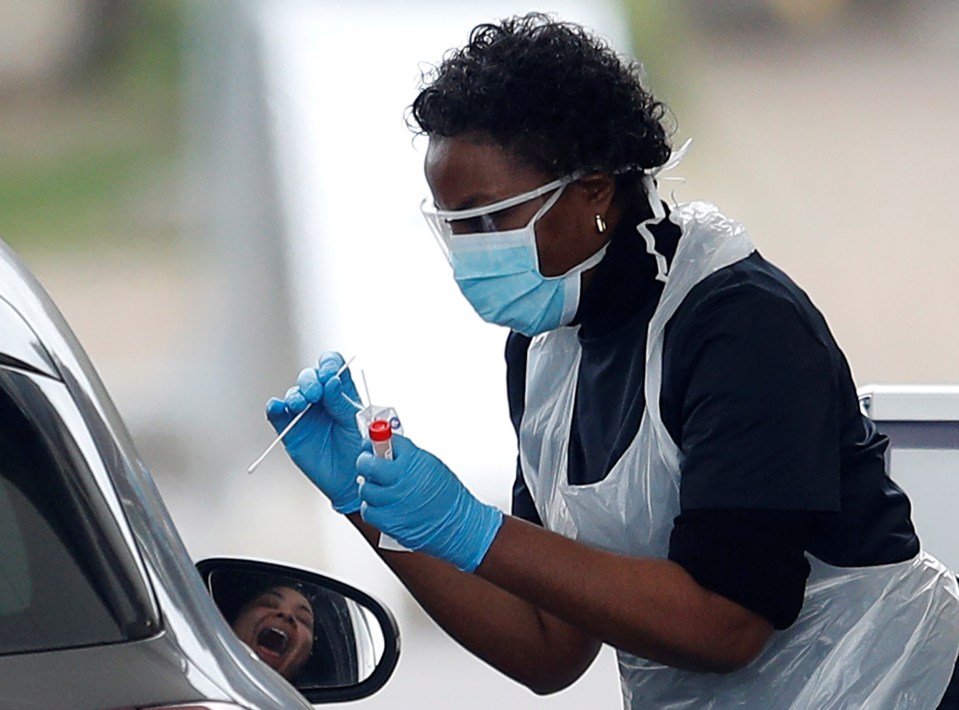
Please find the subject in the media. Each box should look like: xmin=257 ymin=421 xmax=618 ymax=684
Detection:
xmin=0 ymin=238 xmax=314 ymax=710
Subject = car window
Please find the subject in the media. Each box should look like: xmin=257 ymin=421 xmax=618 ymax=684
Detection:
xmin=0 ymin=369 xmax=153 ymax=654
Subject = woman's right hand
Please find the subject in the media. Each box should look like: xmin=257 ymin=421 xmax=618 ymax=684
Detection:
xmin=265 ymin=352 xmax=363 ymax=513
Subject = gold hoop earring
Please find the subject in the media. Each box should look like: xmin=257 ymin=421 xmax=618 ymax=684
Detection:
xmin=595 ymin=214 xmax=607 ymax=234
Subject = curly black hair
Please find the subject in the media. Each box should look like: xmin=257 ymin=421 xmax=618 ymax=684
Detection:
xmin=410 ymin=13 xmax=672 ymax=179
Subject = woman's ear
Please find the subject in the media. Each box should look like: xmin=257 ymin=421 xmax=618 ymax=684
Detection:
xmin=575 ymin=172 xmax=616 ymax=212
xmin=573 ymin=172 xmax=618 ymax=235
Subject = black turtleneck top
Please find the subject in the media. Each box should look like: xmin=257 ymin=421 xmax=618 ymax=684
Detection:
xmin=505 ymin=201 xmax=919 ymax=630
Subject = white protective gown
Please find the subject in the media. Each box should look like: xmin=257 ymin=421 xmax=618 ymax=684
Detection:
xmin=518 ymin=201 xmax=959 ymax=709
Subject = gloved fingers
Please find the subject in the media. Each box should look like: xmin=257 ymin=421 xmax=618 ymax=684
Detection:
xmin=358 ymin=497 xmax=409 ymax=536
xmin=316 ymin=351 xmax=347 ymax=383
xmin=355 ymin=473 xmax=398 ymax=507
xmin=336 ymin=367 xmax=362 ymax=403
xmin=388 ymin=434 xmax=422 ymax=461
xmin=296 ymin=367 xmax=324 ymax=404
xmin=359 ymin=503 xmax=396 ymax=537
xmin=355 ymin=450 xmax=400 ymax=486
xmin=317 ymin=351 xmax=363 ymax=401
xmin=283 ymin=385 xmax=309 ymax=415
xmin=324 ymin=376 xmax=362 ymax=421
xmin=359 ymin=500 xmax=377 ymax=527
xmin=265 ymin=397 xmax=293 ymax=432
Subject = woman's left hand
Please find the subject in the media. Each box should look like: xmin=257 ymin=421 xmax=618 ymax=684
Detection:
xmin=356 ymin=435 xmax=503 ymax=572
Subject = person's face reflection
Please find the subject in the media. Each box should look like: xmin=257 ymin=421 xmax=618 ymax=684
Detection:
xmin=233 ymin=586 xmax=315 ymax=680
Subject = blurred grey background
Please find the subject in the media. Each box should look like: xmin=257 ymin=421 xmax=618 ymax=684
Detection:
xmin=2 ymin=1 xmax=957 ymax=707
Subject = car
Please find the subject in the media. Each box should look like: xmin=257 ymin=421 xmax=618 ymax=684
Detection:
xmin=0 ymin=236 xmax=400 ymax=709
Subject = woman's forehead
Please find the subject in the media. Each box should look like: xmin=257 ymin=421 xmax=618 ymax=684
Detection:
xmin=425 ymin=135 xmax=548 ymax=210
xmin=253 ymin=586 xmax=311 ymax=608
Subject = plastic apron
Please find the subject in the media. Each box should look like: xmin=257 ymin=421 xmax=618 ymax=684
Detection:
xmin=519 ymin=201 xmax=959 ymax=709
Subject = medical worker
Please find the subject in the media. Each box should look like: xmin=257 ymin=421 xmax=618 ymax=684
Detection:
xmin=267 ymin=14 xmax=959 ymax=708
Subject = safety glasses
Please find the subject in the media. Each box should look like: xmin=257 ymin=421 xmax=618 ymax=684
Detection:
xmin=420 ymin=174 xmax=578 ymax=260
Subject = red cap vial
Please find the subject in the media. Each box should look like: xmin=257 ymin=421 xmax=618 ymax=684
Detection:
xmin=369 ymin=419 xmax=392 ymax=442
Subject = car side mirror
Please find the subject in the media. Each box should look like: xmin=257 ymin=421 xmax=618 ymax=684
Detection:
xmin=196 ymin=557 xmax=399 ymax=704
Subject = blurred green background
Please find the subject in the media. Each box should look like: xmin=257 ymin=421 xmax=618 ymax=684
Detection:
xmin=0 ymin=1 xmax=182 ymax=254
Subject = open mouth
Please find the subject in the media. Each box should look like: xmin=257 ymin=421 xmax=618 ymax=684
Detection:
xmin=255 ymin=626 xmax=289 ymax=660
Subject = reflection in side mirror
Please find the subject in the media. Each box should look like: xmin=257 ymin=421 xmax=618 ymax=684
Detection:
xmin=196 ymin=558 xmax=400 ymax=704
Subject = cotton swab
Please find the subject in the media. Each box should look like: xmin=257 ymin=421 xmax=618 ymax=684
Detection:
xmin=246 ymin=356 xmax=355 ymax=474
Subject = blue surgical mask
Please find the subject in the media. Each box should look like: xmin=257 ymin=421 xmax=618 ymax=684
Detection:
xmin=421 ymin=177 xmax=608 ymax=336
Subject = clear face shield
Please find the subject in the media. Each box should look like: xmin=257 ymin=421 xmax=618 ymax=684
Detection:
xmin=419 ymin=174 xmax=578 ymax=262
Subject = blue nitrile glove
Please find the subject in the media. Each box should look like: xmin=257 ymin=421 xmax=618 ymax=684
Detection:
xmin=265 ymin=352 xmax=363 ymax=513
xmin=356 ymin=435 xmax=504 ymax=572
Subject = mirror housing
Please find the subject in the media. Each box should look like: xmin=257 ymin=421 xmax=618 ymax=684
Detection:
xmin=196 ymin=557 xmax=400 ymax=704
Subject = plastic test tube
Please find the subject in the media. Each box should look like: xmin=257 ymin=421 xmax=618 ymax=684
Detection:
xmin=369 ymin=419 xmax=393 ymax=460
xmin=368 ymin=417 xmax=409 ymax=552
